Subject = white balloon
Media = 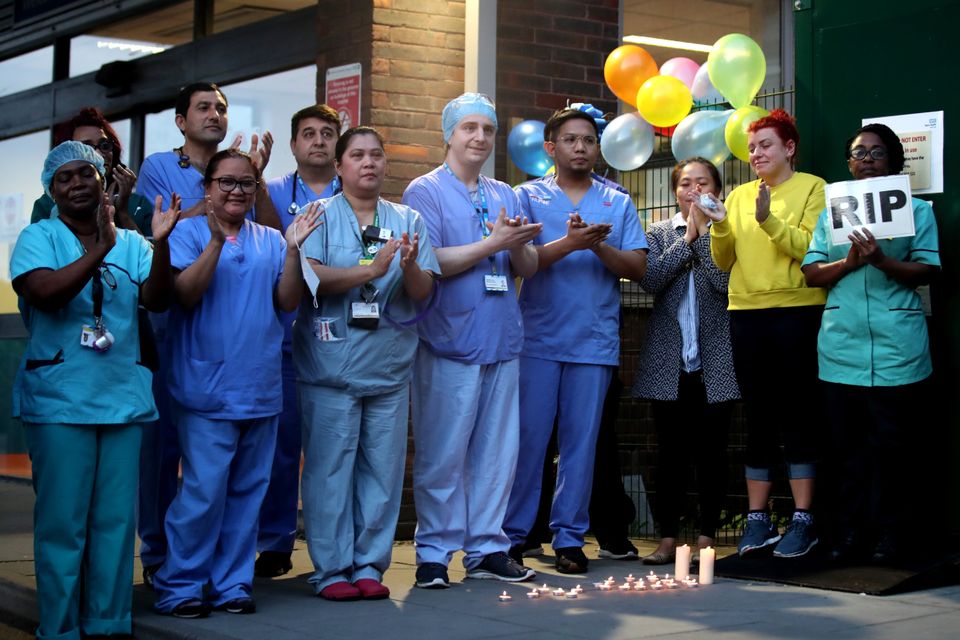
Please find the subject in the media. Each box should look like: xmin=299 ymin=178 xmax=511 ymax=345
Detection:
xmin=691 ymin=63 xmax=724 ymax=107
xmin=671 ymin=110 xmax=733 ymax=167
xmin=601 ymin=112 xmax=655 ymax=171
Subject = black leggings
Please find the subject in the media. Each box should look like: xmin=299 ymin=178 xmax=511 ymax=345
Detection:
xmin=651 ymin=371 xmax=732 ymax=539
xmin=729 ymin=306 xmax=823 ymax=476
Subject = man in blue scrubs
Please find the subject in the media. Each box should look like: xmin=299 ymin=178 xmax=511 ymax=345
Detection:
xmin=256 ymin=104 xmax=342 ymax=577
xmin=504 ymin=108 xmax=647 ymax=574
xmin=402 ymin=93 xmax=542 ymax=588
xmin=136 ymin=82 xmax=280 ymax=585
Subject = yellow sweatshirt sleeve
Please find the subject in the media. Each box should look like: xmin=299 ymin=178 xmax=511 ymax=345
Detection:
xmin=758 ymin=177 xmax=825 ymax=262
xmin=710 ymin=189 xmax=739 ymax=272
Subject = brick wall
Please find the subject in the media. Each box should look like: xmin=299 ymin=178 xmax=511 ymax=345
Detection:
xmin=494 ymin=0 xmax=620 ymax=179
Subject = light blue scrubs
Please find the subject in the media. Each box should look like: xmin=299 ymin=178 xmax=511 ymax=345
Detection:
xmin=802 ymin=198 xmax=940 ymax=386
xmin=402 ymin=167 xmax=525 ymax=569
xmin=505 ymin=176 xmax=647 ymax=550
xmin=10 ymin=220 xmax=156 ymax=640
xmin=296 ymin=194 xmax=438 ymax=591
xmin=135 ymin=150 xmax=205 ymax=568
xmin=153 ymin=216 xmax=286 ymax=611
xmin=258 ymin=172 xmax=340 ymax=554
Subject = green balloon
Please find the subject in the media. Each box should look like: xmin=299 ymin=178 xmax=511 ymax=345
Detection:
xmin=724 ymin=105 xmax=769 ymax=163
xmin=707 ymin=34 xmax=766 ymax=109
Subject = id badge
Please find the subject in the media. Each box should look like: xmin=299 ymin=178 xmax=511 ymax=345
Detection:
xmin=80 ymin=325 xmax=97 ymax=348
xmin=484 ymin=274 xmax=509 ymax=293
xmin=348 ymin=302 xmax=380 ymax=330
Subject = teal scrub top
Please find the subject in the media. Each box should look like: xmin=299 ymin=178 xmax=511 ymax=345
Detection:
xmin=802 ymin=198 xmax=940 ymax=387
xmin=31 ymin=191 xmax=155 ymax=238
xmin=516 ymin=176 xmax=647 ymax=366
xmin=9 ymin=218 xmax=157 ymax=424
xmin=293 ymin=194 xmax=439 ymax=395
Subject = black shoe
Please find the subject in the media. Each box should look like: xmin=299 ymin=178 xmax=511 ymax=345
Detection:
xmin=169 ymin=599 xmax=212 ymax=619
xmin=415 ymin=562 xmax=451 ymax=589
xmin=466 ymin=552 xmax=536 ymax=582
xmin=829 ymin=530 xmax=860 ymax=562
xmin=598 ymin=539 xmax=639 ymax=561
xmin=142 ymin=563 xmax=161 ymax=589
xmin=871 ymin=533 xmax=898 ymax=564
xmin=216 ymin=596 xmax=256 ymax=614
xmin=555 ymin=547 xmax=589 ymax=574
xmin=508 ymin=544 xmax=526 ymax=565
xmin=254 ymin=551 xmax=293 ymax=578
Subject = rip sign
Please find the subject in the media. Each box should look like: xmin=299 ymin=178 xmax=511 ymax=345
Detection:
xmin=825 ymin=175 xmax=914 ymax=245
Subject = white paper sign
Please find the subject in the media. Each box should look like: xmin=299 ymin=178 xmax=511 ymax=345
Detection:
xmin=824 ymin=175 xmax=914 ymax=245
xmin=862 ymin=111 xmax=944 ymax=194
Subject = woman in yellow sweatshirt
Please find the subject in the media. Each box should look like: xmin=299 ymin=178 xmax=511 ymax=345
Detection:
xmin=698 ymin=109 xmax=826 ymax=559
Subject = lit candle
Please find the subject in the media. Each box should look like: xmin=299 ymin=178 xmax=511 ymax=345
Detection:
xmin=526 ymin=589 xmax=540 ymax=599
xmin=538 ymin=584 xmax=551 ymax=594
xmin=635 ymin=582 xmax=647 ymax=591
xmin=498 ymin=591 xmax=512 ymax=602
xmin=647 ymin=571 xmax=658 ymax=582
xmin=675 ymin=544 xmax=690 ymax=582
xmin=626 ymin=573 xmax=637 ymax=584
xmin=598 ymin=582 xmax=613 ymax=591
xmin=553 ymin=588 xmax=566 ymax=597
xmin=699 ymin=547 xmax=715 ymax=585
xmin=683 ymin=578 xmax=699 ymax=588
xmin=619 ymin=583 xmax=632 ymax=591
xmin=606 ymin=576 xmax=616 ymax=584
xmin=573 ymin=584 xmax=583 ymax=594
xmin=565 ymin=590 xmax=578 ymax=599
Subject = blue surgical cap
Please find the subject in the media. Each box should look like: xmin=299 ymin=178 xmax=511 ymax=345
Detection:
xmin=41 ymin=141 xmax=106 ymax=197
xmin=441 ymin=93 xmax=498 ymax=142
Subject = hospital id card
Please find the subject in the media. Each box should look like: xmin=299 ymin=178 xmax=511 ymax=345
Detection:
xmin=484 ymin=274 xmax=509 ymax=293
xmin=80 ymin=325 xmax=98 ymax=348
xmin=351 ymin=302 xmax=379 ymax=318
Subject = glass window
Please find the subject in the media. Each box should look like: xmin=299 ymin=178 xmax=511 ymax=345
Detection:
xmin=69 ymin=35 xmax=172 ymax=77
xmin=0 ymin=47 xmax=54 ymax=96
xmin=142 ymin=66 xmax=317 ymax=182
xmin=0 ymin=130 xmax=50 ymax=314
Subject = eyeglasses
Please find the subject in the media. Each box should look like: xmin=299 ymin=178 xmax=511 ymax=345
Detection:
xmin=849 ymin=146 xmax=887 ymax=161
xmin=555 ymin=134 xmax=598 ymax=147
xmin=213 ymin=177 xmax=259 ymax=194
xmin=98 ymin=264 xmax=117 ymax=290
xmin=85 ymin=139 xmax=114 ymax=153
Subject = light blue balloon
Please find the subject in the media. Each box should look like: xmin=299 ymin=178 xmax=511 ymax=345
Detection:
xmin=691 ymin=63 xmax=724 ymax=109
xmin=671 ymin=110 xmax=733 ymax=167
xmin=600 ymin=112 xmax=654 ymax=171
xmin=507 ymin=120 xmax=552 ymax=176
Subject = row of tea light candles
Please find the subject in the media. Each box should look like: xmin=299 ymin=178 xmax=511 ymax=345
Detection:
xmin=497 ymin=545 xmax=714 ymax=602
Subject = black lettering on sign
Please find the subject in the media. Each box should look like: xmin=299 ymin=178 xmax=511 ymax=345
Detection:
xmin=830 ymin=196 xmax=861 ymax=229
xmin=879 ymin=190 xmax=906 ymax=223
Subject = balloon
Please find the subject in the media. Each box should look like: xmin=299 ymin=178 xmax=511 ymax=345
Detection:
xmin=659 ymin=57 xmax=699 ymax=90
xmin=600 ymin=112 xmax=655 ymax=171
xmin=604 ymin=45 xmax=659 ymax=106
xmin=724 ymin=105 xmax=769 ymax=162
xmin=507 ymin=120 xmax=552 ymax=176
xmin=707 ymin=33 xmax=766 ymax=109
xmin=636 ymin=76 xmax=692 ymax=128
xmin=671 ymin=110 xmax=733 ymax=166
xmin=691 ymin=63 xmax=724 ymax=107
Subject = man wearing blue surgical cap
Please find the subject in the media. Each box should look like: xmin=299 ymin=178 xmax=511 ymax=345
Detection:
xmin=402 ymin=93 xmax=542 ymax=588
xmin=10 ymin=141 xmax=180 ymax=639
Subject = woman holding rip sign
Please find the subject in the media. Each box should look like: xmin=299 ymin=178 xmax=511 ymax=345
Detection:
xmin=801 ymin=123 xmax=940 ymax=564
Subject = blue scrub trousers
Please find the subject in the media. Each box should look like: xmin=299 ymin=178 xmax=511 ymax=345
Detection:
xmin=25 ymin=422 xmax=142 ymax=640
xmin=504 ymin=357 xmax=612 ymax=550
xmin=257 ymin=351 xmax=301 ymax=553
xmin=138 ymin=338 xmax=179 ymax=568
xmin=299 ymin=383 xmax=408 ymax=591
xmin=412 ymin=350 xmax=519 ymax=569
xmin=153 ymin=410 xmax=278 ymax=611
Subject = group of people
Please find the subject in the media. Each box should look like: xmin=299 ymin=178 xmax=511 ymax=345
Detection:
xmin=11 ymin=80 xmax=938 ymax=640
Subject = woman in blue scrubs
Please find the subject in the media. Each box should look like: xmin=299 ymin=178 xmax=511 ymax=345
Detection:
xmin=296 ymin=127 xmax=438 ymax=601
xmin=10 ymin=141 xmax=179 ymax=640
xmin=153 ymin=149 xmax=322 ymax=617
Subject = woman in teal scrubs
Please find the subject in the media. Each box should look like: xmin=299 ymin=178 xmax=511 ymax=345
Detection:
xmin=802 ymin=123 xmax=940 ymax=563
xmin=10 ymin=141 xmax=179 ymax=640
xmin=297 ymin=127 xmax=438 ymax=601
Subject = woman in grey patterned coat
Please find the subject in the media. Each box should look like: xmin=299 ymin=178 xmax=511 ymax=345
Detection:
xmin=632 ymin=157 xmax=740 ymax=565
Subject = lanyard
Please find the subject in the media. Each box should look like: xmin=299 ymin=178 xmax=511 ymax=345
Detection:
xmin=289 ymin=172 xmax=342 ymax=214
xmin=343 ymin=198 xmax=381 ymax=260
xmin=443 ymin=163 xmax=490 ymax=239
xmin=92 ymin=268 xmax=104 ymax=326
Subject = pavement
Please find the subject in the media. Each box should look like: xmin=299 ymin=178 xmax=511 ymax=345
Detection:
xmin=2 ymin=477 xmax=960 ymax=640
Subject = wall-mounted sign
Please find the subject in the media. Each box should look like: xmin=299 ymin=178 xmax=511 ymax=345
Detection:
xmin=325 ymin=63 xmax=362 ymax=131
xmin=825 ymin=174 xmax=914 ymax=245
xmin=863 ymin=111 xmax=944 ymax=195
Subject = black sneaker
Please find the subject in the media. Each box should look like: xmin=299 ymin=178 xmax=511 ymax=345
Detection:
xmin=555 ymin=547 xmax=589 ymax=574
xmin=254 ymin=551 xmax=293 ymax=578
xmin=142 ymin=563 xmax=161 ymax=589
xmin=598 ymin=540 xmax=639 ymax=560
xmin=215 ymin=597 xmax=256 ymax=614
xmin=169 ymin=599 xmax=212 ymax=619
xmin=465 ymin=552 xmax=536 ymax=582
xmin=508 ymin=544 xmax=526 ymax=565
xmin=415 ymin=562 xmax=450 ymax=589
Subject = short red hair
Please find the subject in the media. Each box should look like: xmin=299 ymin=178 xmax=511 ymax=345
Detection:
xmin=748 ymin=108 xmax=799 ymax=148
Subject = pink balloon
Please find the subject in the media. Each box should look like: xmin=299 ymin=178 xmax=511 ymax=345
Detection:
xmin=659 ymin=57 xmax=700 ymax=90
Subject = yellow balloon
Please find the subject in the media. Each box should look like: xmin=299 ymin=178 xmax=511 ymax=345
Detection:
xmin=708 ymin=34 xmax=767 ymax=109
xmin=604 ymin=45 xmax=659 ymax=107
xmin=636 ymin=76 xmax=692 ymax=128
xmin=724 ymin=105 xmax=770 ymax=162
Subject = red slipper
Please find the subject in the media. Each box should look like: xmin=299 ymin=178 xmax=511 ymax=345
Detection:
xmin=353 ymin=578 xmax=390 ymax=600
xmin=318 ymin=581 xmax=362 ymax=601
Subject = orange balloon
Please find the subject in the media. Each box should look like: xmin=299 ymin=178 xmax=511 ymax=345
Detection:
xmin=604 ymin=45 xmax=659 ymax=107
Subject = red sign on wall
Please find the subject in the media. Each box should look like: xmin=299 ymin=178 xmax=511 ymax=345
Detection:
xmin=325 ymin=63 xmax=362 ymax=131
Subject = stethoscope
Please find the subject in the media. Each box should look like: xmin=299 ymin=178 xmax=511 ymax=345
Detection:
xmin=288 ymin=171 xmax=340 ymax=213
